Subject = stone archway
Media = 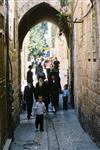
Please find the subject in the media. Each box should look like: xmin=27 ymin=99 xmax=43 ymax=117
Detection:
xmin=18 ymin=2 xmax=70 ymax=49
xmin=18 ymin=2 xmax=74 ymax=108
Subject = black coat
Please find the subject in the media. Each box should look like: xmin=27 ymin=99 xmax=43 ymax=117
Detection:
xmin=48 ymin=72 xmax=61 ymax=95
xmin=24 ymin=85 xmax=35 ymax=104
xmin=35 ymin=81 xmax=49 ymax=101
xmin=27 ymin=70 xmax=33 ymax=84
xmin=48 ymin=80 xmax=61 ymax=95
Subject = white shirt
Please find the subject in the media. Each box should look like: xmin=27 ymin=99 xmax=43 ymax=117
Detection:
xmin=35 ymin=101 xmax=45 ymax=115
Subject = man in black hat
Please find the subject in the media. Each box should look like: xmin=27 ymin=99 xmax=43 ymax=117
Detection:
xmin=27 ymin=65 xmax=33 ymax=85
xmin=48 ymin=71 xmax=61 ymax=113
xmin=35 ymin=74 xmax=49 ymax=112
xmin=24 ymin=83 xmax=35 ymax=119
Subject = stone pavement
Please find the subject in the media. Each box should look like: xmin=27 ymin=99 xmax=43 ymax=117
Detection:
xmin=11 ymin=108 xmax=100 ymax=150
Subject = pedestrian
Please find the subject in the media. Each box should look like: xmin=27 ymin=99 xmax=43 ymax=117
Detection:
xmin=27 ymin=65 xmax=33 ymax=85
xmin=53 ymin=57 xmax=60 ymax=74
xmin=34 ymin=96 xmax=46 ymax=131
xmin=48 ymin=71 xmax=61 ymax=113
xmin=62 ymin=84 xmax=69 ymax=110
xmin=44 ymin=58 xmax=52 ymax=79
xmin=35 ymin=73 xmax=50 ymax=112
xmin=36 ymin=62 xmax=43 ymax=77
xmin=24 ymin=83 xmax=35 ymax=119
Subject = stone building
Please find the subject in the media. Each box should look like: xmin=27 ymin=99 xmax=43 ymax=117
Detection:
xmin=8 ymin=0 xmax=20 ymax=128
xmin=73 ymin=0 xmax=100 ymax=144
xmin=0 ymin=0 xmax=19 ymax=149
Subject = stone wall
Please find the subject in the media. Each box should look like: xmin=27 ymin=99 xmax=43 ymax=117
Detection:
xmin=8 ymin=0 xmax=20 ymax=128
xmin=0 ymin=1 xmax=7 ymax=149
xmin=73 ymin=0 xmax=100 ymax=144
xmin=51 ymin=25 xmax=69 ymax=87
xmin=21 ymin=32 xmax=30 ymax=85
xmin=0 ymin=3 xmax=20 ymax=149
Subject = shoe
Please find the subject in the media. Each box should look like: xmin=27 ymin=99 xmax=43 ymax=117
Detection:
xmin=27 ymin=116 xmax=30 ymax=119
xmin=40 ymin=129 xmax=44 ymax=132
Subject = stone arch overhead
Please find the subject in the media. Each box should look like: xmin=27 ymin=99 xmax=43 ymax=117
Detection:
xmin=18 ymin=0 xmax=60 ymax=21
xmin=18 ymin=2 xmax=70 ymax=49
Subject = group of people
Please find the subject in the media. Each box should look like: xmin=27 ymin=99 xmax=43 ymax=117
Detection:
xmin=23 ymin=56 xmax=69 ymax=132
xmin=33 ymin=56 xmax=60 ymax=80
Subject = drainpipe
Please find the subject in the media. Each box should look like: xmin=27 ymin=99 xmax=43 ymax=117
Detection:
xmin=68 ymin=27 xmax=74 ymax=109
xmin=70 ymin=35 xmax=74 ymax=109
xmin=5 ymin=0 xmax=14 ymax=139
xmin=70 ymin=3 xmax=75 ymax=109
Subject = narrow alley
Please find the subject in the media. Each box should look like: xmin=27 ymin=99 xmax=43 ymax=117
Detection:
xmin=11 ymin=97 xmax=99 ymax=150
xmin=0 ymin=0 xmax=100 ymax=150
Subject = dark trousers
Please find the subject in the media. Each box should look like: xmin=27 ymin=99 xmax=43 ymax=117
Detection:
xmin=27 ymin=102 xmax=33 ymax=118
xmin=63 ymin=96 xmax=68 ymax=110
xmin=46 ymin=68 xmax=50 ymax=79
xmin=51 ymin=94 xmax=59 ymax=111
xmin=44 ymin=101 xmax=48 ymax=112
xmin=35 ymin=114 xmax=44 ymax=130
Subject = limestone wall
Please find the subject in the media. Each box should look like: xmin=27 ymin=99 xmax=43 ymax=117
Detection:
xmin=0 ymin=1 xmax=8 ymax=149
xmin=9 ymin=0 xmax=20 ymax=128
xmin=73 ymin=0 xmax=100 ymax=144
xmin=21 ymin=32 xmax=30 ymax=85
xmin=54 ymin=30 xmax=69 ymax=87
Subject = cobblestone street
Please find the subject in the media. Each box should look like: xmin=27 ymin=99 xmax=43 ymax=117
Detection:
xmin=11 ymin=96 xmax=100 ymax=150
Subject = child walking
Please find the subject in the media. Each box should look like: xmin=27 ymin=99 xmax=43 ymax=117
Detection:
xmin=34 ymin=96 xmax=46 ymax=131
xmin=62 ymin=84 xmax=69 ymax=110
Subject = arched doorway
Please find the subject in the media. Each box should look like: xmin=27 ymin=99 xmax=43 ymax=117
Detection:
xmin=18 ymin=2 xmax=74 ymax=108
